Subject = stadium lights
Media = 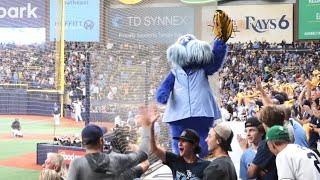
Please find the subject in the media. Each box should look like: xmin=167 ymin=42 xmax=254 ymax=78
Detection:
xmin=181 ymin=0 xmax=219 ymax=4
xmin=119 ymin=0 xmax=143 ymax=4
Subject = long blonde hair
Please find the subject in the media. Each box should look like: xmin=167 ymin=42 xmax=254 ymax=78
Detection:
xmin=39 ymin=169 xmax=60 ymax=180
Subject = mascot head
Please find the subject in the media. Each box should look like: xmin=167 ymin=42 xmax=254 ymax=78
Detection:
xmin=167 ymin=34 xmax=212 ymax=68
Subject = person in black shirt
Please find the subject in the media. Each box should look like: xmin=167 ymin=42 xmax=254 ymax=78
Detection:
xmin=150 ymin=114 xmax=210 ymax=180
xmin=304 ymin=97 xmax=320 ymax=152
xmin=203 ymin=123 xmax=237 ymax=180
xmin=11 ymin=118 xmax=23 ymax=138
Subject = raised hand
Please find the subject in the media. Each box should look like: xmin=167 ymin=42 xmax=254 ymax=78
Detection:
xmin=148 ymin=105 xmax=160 ymax=125
xmin=138 ymin=105 xmax=160 ymax=128
xmin=237 ymin=134 xmax=249 ymax=152
xmin=256 ymin=77 xmax=263 ymax=91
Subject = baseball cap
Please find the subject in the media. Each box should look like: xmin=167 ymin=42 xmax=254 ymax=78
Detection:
xmin=213 ymin=124 xmax=233 ymax=151
xmin=245 ymin=117 xmax=261 ymax=128
xmin=273 ymin=94 xmax=284 ymax=104
xmin=266 ymin=125 xmax=290 ymax=142
xmin=173 ymin=129 xmax=200 ymax=144
xmin=81 ymin=124 xmax=107 ymax=145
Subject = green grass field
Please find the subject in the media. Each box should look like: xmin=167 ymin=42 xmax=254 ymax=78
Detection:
xmin=0 ymin=117 xmax=83 ymax=180
xmin=0 ymin=166 xmax=40 ymax=180
xmin=0 ymin=118 xmax=83 ymax=134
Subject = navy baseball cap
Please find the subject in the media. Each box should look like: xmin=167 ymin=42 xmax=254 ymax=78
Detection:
xmin=245 ymin=117 xmax=261 ymax=128
xmin=81 ymin=125 xmax=107 ymax=145
xmin=173 ymin=129 xmax=200 ymax=144
xmin=273 ymin=94 xmax=284 ymax=104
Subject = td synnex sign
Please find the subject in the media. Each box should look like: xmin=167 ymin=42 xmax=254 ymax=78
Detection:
xmin=126 ymin=16 xmax=191 ymax=27
xmin=0 ymin=0 xmax=45 ymax=28
xmin=108 ymin=7 xmax=194 ymax=44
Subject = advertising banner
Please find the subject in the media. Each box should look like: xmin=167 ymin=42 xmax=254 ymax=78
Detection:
xmin=0 ymin=0 xmax=45 ymax=28
xmin=58 ymin=149 xmax=85 ymax=165
xmin=50 ymin=0 xmax=100 ymax=42
xmin=107 ymin=7 xmax=194 ymax=44
xmin=298 ymin=0 xmax=320 ymax=40
xmin=208 ymin=4 xmax=293 ymax=43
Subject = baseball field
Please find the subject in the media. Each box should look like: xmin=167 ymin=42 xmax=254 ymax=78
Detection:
xmin=0 ymin=115 xmax=113 ymax=180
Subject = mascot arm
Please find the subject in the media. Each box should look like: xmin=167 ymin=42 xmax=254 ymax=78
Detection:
xmin=156 ymin=72 xmax=175 ymax=104
xmin=204 ymin=39 xmax=228 ymax=75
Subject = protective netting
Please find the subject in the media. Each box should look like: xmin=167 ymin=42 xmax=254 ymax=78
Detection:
xmin=84 ymin=1 xmax=218 ymax=169
xmin=59 ymin=1 xmax=219 ymax=172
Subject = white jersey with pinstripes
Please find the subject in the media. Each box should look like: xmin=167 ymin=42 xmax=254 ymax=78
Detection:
xmin=276 ymin=144 xmax=320 ymax=180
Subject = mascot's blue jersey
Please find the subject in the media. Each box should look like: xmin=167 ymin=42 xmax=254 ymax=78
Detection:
xmin=163 ymin=67 xmax=221 ymax=122
xmin=157 ymin=40 xmax=227 ymax=122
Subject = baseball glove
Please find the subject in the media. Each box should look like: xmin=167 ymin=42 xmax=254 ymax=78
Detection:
xmin=213 ymin=10 xmax=233 ymax=42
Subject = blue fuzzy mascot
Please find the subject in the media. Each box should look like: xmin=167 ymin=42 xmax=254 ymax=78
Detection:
xmin=156 ymin=10 xmax=233 ymax=157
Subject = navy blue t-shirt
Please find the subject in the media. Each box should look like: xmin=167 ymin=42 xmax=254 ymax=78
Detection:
xmin=164 ymin=152 xmax=210 ymax=180
xmin=309 ymin=115 xmax=320 ymax=149
xmin=252 ymin=140 xmax=277 ymax=180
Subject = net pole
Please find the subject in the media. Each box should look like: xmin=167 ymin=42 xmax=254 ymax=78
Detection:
xmin=59 ymin=0 xmax=65 ymax=117
xmin=85 ymin=52 xmax=91 ymax=126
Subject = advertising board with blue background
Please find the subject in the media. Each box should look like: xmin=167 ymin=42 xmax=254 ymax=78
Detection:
xmin=50 ymin=0 xmax=100 ymax=42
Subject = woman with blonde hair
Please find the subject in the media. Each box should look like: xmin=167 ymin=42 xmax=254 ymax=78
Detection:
xmin=39 ymin=169 xmax=60 ymax=180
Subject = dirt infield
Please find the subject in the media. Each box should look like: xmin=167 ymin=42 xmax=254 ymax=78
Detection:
xmin=0 ymin=133 xmax=54 ymax=140
xmin=0 ymin=114 xmax=115 ymax=130
xmin=0 ymin=152 xmax=42 ymax=170
xmin=0 ymin=115 xmax=115 ymax=171
xmin=0 ymin=115 xmax=57 ymax=121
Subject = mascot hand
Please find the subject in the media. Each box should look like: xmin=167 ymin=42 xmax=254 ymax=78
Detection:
xmin=213 ymin=10 xmax=233 ymax=43
xmin=156 ymin=92 xmax=169 ymax=104
xmin=156 ymin=72 xmax=175 ymax=105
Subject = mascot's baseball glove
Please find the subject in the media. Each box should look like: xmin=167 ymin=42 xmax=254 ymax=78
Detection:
xmin=213 ymin=10 xmax=233 ymax=42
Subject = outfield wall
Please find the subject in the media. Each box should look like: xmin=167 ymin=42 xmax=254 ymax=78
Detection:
xmin=0 ymin=88 xmax=59 ymax=116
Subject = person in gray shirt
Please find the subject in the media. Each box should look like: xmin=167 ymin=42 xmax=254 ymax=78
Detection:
xmin=67 ymin=107 xmax=153 ymax=180
xmin=203 ymin=123 xmax=238 ymax=180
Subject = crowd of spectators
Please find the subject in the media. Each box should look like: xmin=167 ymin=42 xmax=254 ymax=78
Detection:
xmin=0 ymin=45 xmax=55 ymax=88
xmin=1 ymin=40 xmax=319 ymax=121
xmin=219 ymin=40 xmax=320 ymax=120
